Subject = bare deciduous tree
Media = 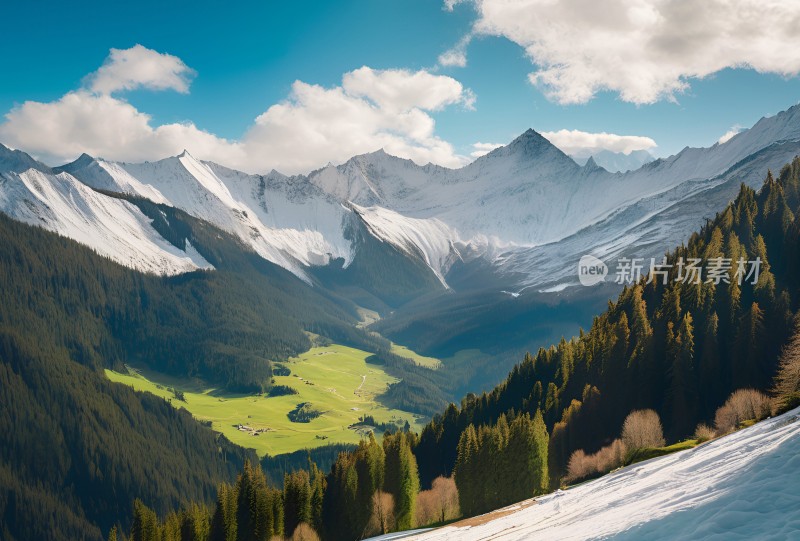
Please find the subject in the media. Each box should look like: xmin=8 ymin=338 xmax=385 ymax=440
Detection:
xmin=416 ymin=476 xmax=460 ymax=526
xmin=693 ymin=423 xmax=716 ymax=443
xmin=714 ymin=389 xmax=771 ymax=434
xmin=290 ymin=523 xmax=320 ymax=541
xmin=621 ymin=409 xmax=666 ymax=451
xmin=773 ymin=319 xmax=800 ymax=413
xmin=367 ymin=490 xmax=395 ymax=536
xmin=565 ymin=439 xmax=627 ymax=484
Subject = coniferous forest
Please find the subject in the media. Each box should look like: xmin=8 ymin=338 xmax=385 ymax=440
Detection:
xmin=4 ymin=157 xmax=800 ymax=540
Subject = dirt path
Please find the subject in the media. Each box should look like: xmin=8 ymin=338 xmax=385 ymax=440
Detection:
xmin=355 ymin=375 xmax=366 ymax=394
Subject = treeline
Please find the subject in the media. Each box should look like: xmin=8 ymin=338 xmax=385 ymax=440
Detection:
xmin=261 ymin=445 xmax=355 ymax=488
xmin=454 ymin=411 xmax=549 ymax=516
xmin=413 ymin=158 xmax=800 ymax=488
xmin=123 ymin=432 xmax=426 ymax=541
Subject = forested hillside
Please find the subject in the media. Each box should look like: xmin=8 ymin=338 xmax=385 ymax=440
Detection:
xmin=0 ymin=330 xmax=255 ymax=541
xmin=0 ymin=199 xmax=389 ymax=540
xmin=414 ymin=158 xmax=800 ymax=487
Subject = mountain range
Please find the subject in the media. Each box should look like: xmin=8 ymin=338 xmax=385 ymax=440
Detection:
xmin=4 ymin=104 xmax=800 ymax=305
xmin=570 ymin=149 xmax=655 ymax=173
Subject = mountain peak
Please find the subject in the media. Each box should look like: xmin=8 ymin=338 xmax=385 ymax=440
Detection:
xmin=0 ymin=144 xmax=52 ymax=174
xmin=479 ymin=128 xmax=576 ymax=167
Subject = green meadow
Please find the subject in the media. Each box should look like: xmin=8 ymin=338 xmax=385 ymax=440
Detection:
xmin=106 ymin=344 xmax=426 ymax=456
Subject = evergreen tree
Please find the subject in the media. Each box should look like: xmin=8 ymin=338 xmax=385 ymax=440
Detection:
xmin=131 ymin=500 xmax=158 ymax=541
xmin=210 ymin=483 xmax=237 ymax=541
xmin=283 ymin=470 xmax=311 ymax=537
xmin=384 ymin=432 xmax=419 ymax=531
xmin=666 ymin=313 xmax=697 ymax=439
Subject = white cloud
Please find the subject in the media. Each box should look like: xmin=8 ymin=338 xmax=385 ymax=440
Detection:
xmin=449 ymin=0 xmax=800 ymax=104
xmin=718 ymin=126 xmax=743 ymax=145
xmin=0 ymin=91 xmax=244 ymax=166
xmin=241 ymin=72 xmax=472 ymax=173
xmin=0 ymin=50 xmax=474 ymax=174
xmin=86 ymin=44 xmax=196 ymax=95
xmin=541 ymin=129 xmax=657 ymax=156
xmin=342 ymin=66 xmax=474 ymax=111
xmin=470 ymin=141 xmax=503 ymax=158
xmin=444 ymin=0 xmax=467 ymax=11
xmin=439 ymin=35 xmax=472 ymax=68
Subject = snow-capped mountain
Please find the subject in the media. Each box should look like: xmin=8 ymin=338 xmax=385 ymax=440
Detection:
xmin=571 ymin=149 xmax=654 ymax=173
xmin=4 ymin=103 xmax=800 ymax=297
xmin=58 ymin=150 xmax=355 ymax=282
xmin=0 ymin=152 xmax=213 ymax=275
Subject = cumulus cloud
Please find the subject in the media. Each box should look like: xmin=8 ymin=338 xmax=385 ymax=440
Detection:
xmin=541 ymin=129 xmax=657 ymax=156
xmin=342 ymin=66 xmax=474 ymax=111
xmin=86 ymin=44 xmax=196 ymax=95
xmin=439 ymin=35 xmax=472 ymax=68
xmin=0 ymin=47 xmax=475 ymax=174
xmin=448 ymin=0 xmax=800 ymax=104
xmin=718 ymin=126 xmax=743 ymax=145
xmin=470 ymin=141 xmax=503 ymax=158
xmin=0 ymin=91 xmax=244 ymax=166
xmin=240 ymin=72 xmax=473 ymax=173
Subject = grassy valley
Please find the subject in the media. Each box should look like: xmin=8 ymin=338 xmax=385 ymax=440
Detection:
xmin=107 ymin=343 xmax=425 ymax=455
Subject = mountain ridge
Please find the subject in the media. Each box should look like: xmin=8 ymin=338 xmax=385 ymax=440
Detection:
xmin=3 ymin=103 xmax=800 ymax=300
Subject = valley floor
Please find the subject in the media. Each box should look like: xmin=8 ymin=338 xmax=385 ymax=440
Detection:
xmin=400 ymin=406 xmax=800 ymax=540
xmin=106 ymin=344 xmax=425 ymax=456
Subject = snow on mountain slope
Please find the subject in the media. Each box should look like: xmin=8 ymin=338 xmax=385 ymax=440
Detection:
xmin=306 ymin=108 xmax=800 ymax=275
xmin=401 ymin=406 xmax=800 ymax=541
xmin=351 ymin=203 xmax=462 ymax=285
xmin=0 ymin=168 xmax=213 ymax=274
xmin=57 ymin=153 xmax=170 ymax=204
xmin=65 ymin=151 xmax=355 ymax=282
xmin=309 ymin=131 xmax=612 ymax=246
xmin=0 ymin=143 xmax=52 ymax=175
xmin=571 ymin=150 xmax=654 ymax=173
xmin=9 ymin=103 xmax=800 ymax=292
xmin=500 ymin=140 xmax=800 ymax=292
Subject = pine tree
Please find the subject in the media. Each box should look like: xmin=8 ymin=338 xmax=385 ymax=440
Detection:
xmin=210 ymin=483 xmax=237 ymax=541
xmin=453 ymin=424 xmax=478 ymax=517
xmin=131 ymin=499 xmax=158 ymax=541
xmin=666 ymin=313 xmax=696 ymax=438
xmin=308 ymin=460 xmax=326 ymax=534
xmin=384 ymin=432 xmax=420 ymax=531
xmin=284 ymin=470 xmax=311 ymax=537
xmin=698 ymin=312 xmax=722 ymax=417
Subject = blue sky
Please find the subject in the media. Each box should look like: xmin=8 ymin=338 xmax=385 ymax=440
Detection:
xmin=2 ymin=0 xmax=800 ymax=172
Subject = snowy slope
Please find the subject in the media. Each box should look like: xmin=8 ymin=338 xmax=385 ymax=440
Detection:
xmin=0 ymin=167 xmax=213 ymax=274
xmin=571 ymin=150 xmax=654 ymax=173
xmin=306 ymin=105 xmax=800 ymax=288
xmin=399 ymin=407 xmax=800 ymax=541
xmin=500 ymin=140 xmax=800 ymax=293
xmin=64 ymin=151 xmax=355 ymax=282
xmin=7 ymin=103 xmax=800 ymax=292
